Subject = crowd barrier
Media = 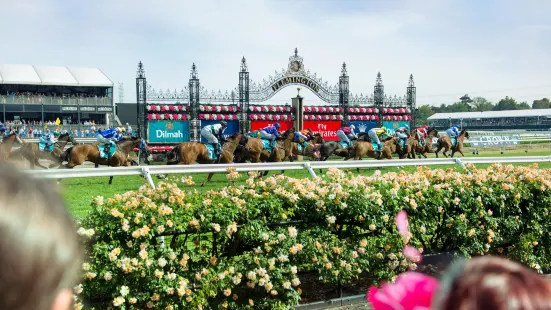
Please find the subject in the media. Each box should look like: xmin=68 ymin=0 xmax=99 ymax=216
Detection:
xmin=23 ymin=156 xmax=551 ymax=189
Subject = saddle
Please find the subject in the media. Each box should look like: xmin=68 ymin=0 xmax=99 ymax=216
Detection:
xmin=204 ymin=143 xmax=221 ymax=160
xmin=451 ymin=137 xmax=457 ymax=147
xmin=371 ymin=143 xmax=381 ymax=152
xmin=98 ymin=143 xmax=117 ymax=159
xmin=338 ymin=141 xmax=352 ymax=149
xmin=38 ymin=142 xmax=54 ymax=153
xmin=248 ymin=130 xmax=260 ymax=138
xmin=260 ymin=139 xmax=275 ymax=153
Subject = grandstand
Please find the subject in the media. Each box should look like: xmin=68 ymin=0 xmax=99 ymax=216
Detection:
xmin=0 ymin=64 xmax=114 ymax=133
xmin=428 ymin=109 xmax=551 ymax=131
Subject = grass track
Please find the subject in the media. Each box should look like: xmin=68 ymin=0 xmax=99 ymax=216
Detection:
xmin=60 ymin=148 xmax=551 ymax=219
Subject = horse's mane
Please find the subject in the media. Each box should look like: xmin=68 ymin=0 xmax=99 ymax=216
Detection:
xmin=228 ymin=132 xmax=241 ymax=140
xmin=2 ymin=132 xmax=16 ymax=142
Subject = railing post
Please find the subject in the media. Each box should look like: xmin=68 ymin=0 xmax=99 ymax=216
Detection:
xmin=454 ymin=158 xmax=466 ymax=169
xmin=141 ymin=167 xmax=156 ymax=189
xmin=303 ymin=162 xmax=317 ymax=178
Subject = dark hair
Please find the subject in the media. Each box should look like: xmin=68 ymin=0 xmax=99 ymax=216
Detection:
xmin=433 ymin=256 xmax=551 ymax=310
xmin=0 ymin=163 xmax=82 ymax=309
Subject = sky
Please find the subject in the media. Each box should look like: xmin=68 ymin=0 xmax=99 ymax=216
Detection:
xmin=1 ymin=0 xmax=550 ymax=106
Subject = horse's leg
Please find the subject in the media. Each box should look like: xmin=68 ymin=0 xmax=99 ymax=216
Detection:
xmin=109 ymin=176 xmax=114 ymax=185
xmin=201 ymin=172 xmax=215 ymax=187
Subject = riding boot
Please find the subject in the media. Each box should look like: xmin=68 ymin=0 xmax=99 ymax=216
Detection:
xmin=212 ymin=143 xmax=221 ymax=158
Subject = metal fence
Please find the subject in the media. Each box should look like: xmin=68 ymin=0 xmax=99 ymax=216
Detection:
xmin=23 ymin=156 xmax=551 ymax=189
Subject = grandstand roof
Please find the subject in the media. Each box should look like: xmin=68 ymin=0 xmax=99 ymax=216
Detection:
xmin=428 ymin=109 xmax=551 ymax=120
xmin=0 ymin=64 xmax=113 ymax=87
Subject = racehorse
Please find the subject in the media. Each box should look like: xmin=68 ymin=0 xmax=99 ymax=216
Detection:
xmin=289 ymin=133 xmax=323 ymax=161
xmin=166 ymin=132 xmax=242 ymax=165
xmin=347 ymin=137 xmax=395 ymax=160
xmin=0 ymin=133 xmax=25 ymax=161
xmin=61 ymin=136 xmax=146 ymax=184
xmin=10 ymin=133 xmax=77 ymax=169
xmin=435 ymin=129 xmax=469 ymax=158
xmin=410 ymin=128 xmax=438 ymax=159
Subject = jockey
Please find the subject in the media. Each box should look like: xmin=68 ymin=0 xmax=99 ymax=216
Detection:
xmin=416 ymin=125 xmax=429 ymax=146
xmin=367 ymin=126 xmax=388 ymax=150
xmin=336 ymin=125 xmax=357 ymax=147
xmin=394 ymin=126 xmax=409 ymax=147
xmin=97 ymin=128 xmax=124 ymax=145
xmin=201 ymin=120 xmax=227 ymax=157
xmin=295 ymin=128 xmax=313 ymax=145
xmin=39 ymin=133 xmax=56 ymax=148
xmin=446 ymin=123 xmax=460 ymax=141
xmin=260 ymin=122 xmax=281 ymax=148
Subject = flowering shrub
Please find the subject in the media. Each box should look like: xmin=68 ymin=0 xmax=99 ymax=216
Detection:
xmin=74 ymin=164 xmax=551 ymax=309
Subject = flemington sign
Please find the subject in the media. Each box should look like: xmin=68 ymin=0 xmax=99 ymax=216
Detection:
xmin=271 ymin=76 xmax=320 ymax=93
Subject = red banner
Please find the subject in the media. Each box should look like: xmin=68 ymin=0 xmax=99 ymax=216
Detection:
xmin=304 ymin=121 xmax=342 ymax=141
xmin=251 ymin=121 xmax=294 ymax=131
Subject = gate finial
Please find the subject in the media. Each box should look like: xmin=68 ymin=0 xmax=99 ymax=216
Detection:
xmin=294 ymin=48 xmax=298 ymax=56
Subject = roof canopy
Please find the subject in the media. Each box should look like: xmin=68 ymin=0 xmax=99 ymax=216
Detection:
xmin=428 ymin=109 xmax=551 ymax=120
xmin=0 ymin=64 xmax=113 ymax=87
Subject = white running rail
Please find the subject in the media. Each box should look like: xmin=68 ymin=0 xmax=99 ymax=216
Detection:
xmin=22 ymin=156 xmax=551 ymax=189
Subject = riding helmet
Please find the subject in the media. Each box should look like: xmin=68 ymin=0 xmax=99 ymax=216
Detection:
xmin=274 ymin=123 xmax=281 ymax=129
xmin=220 ymin=120 xmax=228 ymax=127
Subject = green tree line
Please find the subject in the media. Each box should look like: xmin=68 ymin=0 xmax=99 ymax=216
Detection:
xmin=415 ymin=96 xmax=550 ymax=125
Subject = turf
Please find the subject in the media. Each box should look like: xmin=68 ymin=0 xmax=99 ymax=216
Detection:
xmin=60 ymin=148 xmax=551 ymax=219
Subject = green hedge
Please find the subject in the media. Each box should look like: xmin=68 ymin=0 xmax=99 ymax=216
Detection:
xmin=74 ymin=164 xmax=551 ymax=309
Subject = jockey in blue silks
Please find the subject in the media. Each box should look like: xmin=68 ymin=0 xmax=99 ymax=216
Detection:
xmin=446 ymin=123 xmax=460 ymax=142
xmin=97 ymin=128 xmax=124 ymax=145
xmin=260 ymin=122 xmax=281 ymax=148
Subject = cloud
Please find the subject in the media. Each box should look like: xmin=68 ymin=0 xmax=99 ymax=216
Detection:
xmin=0 ymin=0 xmax=550 ymax=105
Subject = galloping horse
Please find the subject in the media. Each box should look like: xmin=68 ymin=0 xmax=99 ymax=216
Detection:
xmin=435 ymin=129 xmax=469 ymax=158
xmin=0 ymin=133 xmax=25 ymax=161
xmin=61 ymin=136 xmax=146 ymax=184
xmin=410 ymin=128 xmax=438 ymax=159
xmin=165 ymin=132 xmax=243 ymax=186
xmin=290 ymin=133 xmax=324 ymax=161
xmin=347 ymin=137 xmax=395 ymax=160
xmin=10 ymin=133 xmax=77 ymax=169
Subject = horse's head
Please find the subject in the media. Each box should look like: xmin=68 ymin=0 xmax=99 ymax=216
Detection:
xmin=312 ymin=133 xmax=325 ymax=144
xmin=228 ymin=132 xmax=242 ymax=141
xmin=428 ymin=127 xmax=438 ymax=136
xmin=462 ymin=129 xmax=469 ymax=139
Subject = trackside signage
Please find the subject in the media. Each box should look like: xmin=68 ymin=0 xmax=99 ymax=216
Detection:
xmin=148 ymin=121 xmax=190 ymax=143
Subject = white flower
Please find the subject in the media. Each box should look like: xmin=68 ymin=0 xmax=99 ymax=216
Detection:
xmin=219 ymin=272 xmax=226 ymax=280
xmin=278 ymin=254 xmax=289 ymax=262
xmin=158 ymin=258 xmax=167 ymax=268
xmin=82 ymin=263 xmax=90 ymax=271
xmin=120 ymin=286 xmax=130 ymax=297
xmin=262 ymin=233 xmax=269 ymax=241
xmin=288 ymin=227 xmax=298 ymax=238
xmin=277 ymin=233 xmax=286 ymax=241
xmin=283 ymin=282 xmax=292 ymax=289
xmin=104 ymin=272 xmax=112 ymax=281
xmin=326 ymin=215 xmax=336 ymax=224
xmin=247 ymin=271 xmax=257 ymax=280
xmin=113 ymin=296 xmax=125 ymax=307
xmin=232 ymin=276 xmax=242 ymax=285
xmin=291 ymin=266 xmax=297 ymax=274
xmin=74 ymin=284 xmax=83 ymax=294
xmin=212 ymin=223 xmax=221 ymax=232
xmin=292 ymin=277 xmax=301 ymax=287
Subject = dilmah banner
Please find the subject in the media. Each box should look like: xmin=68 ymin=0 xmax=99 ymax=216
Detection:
xmin=148 ymin=120 xmax=190 ymax=143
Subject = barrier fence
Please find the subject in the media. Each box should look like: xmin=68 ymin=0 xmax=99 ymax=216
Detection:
xmin=23 ymin=156 xmax=551 ymax=189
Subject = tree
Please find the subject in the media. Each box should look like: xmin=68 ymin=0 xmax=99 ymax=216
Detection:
xmin=532 ymin=98 xmax=551 ymax=109
xmin=415 ymin=105 xmax=435 ymax=125
xmin=471 ymin=97 xmax=494 ymax=111
xmin=493 ymin=96 xmax=519 ymax=111
xmin=518 ymin=101 xmax=530 ymax=110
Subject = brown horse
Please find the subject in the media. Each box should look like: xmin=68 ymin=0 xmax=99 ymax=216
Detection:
xmin=290 ymin=133 xmax=324 ymax=161
xmin=10 ymin=133 xmax=77 ymax=169
xmin=410 ymin=128 xmax=438 ymax=159
xmin=435 ymin=129 xmax=469 ymax=158
xmin=0 ymin=133 xmax=25 ymax=161
xmin=393 ymin=134 xmax=411 ymax=159
xmin=62 ymin=137 xmax=146 ymax=184
xmin=347 ymin=137 xmax=395 ymax=160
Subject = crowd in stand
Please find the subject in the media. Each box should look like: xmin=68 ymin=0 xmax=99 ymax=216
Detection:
xmin=3 ymin=91 xmax=106 ymax=98
xmin=1 ymin=119 xmax=102 ymax=138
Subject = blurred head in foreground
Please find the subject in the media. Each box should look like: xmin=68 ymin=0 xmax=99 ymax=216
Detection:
xmin=0 ymin=163 xmax=81 ymax=310
xmin=368 ymin=256 xmax=551 ymax=310
xmin=433 ymin=256 xmax=551 ymax=310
